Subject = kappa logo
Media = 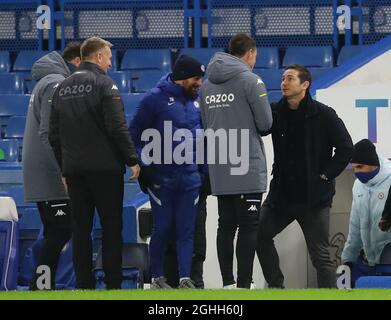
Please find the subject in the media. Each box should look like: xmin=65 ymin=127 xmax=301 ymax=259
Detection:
xmin=55 ymin=209 xmax=66 ymax=217
xmin=168 ymin=97 xmax=175 ymax=106
xmin=257 ymin=79 xmax=264 ymax=85
xmin=248 ymin=205 xmax=258 ymax=212
xmin=111 ymin=84 xmax=118 ymax=90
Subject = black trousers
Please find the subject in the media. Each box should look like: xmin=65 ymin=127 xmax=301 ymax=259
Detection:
xmin=66 ymin=172 xmax=124 ymax=289
xmin=217 ymin=193 xmax=262 ymax=288
xmin=256 ymin=203 xmax=336 ymax=288
xmin=30 ymin=200 xmax=71 ymax=290
xmin=164 ymin=190 xmax=208 ymax=288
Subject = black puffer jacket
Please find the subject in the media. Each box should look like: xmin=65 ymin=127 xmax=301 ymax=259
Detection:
xmin=264 ymin=93 xmax=354 ymax=209
xmin=49 ymin=62 xmax=138 ymax=176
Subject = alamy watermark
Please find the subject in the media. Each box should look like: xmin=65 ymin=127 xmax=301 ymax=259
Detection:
xmin=336 ymin=265 xmax=352 ymax=289
xmin=140 ymin=121 xmax=250 ymax=176
xmin=337 ymin=5 xmax=352 ymax=31
xmin=36 ymin=5 xmax=51 ymax=30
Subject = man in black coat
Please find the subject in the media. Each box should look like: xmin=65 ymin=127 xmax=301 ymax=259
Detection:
xmin=256 ymin=64 xmax=354 ymax=288
xmin=49 ymin=37 xmax=140 ymax=289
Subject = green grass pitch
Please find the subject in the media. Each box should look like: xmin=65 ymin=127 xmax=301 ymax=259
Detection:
xmin=1 ymin=289 xmax=391 ymax=300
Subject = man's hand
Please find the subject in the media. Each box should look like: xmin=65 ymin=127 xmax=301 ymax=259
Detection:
xmin=129 ymin=164 xmax=141 ymax=180
xmin=379 ymin=218 xmax=391 ymax=232
xmin=62 ymin=177 xmax=68 ymax=194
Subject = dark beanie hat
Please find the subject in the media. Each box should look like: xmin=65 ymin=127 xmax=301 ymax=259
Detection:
xmin=172 ymin=55 xmax=205 ymax=81
xmin=351 ymin=139 xmax=380 ymax=166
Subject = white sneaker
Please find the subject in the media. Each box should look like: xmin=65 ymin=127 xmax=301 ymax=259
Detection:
xmin=223 ymin=283 xmax=237 ymax=289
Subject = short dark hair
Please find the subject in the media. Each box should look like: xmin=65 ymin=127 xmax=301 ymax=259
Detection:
xmin=81 ymin=37 xmax=113 ymax=60
xmin=62 ymin=42 xmax=81 ymax=62
xmin=229 ymin=33 xmax=256 ymax=58
xmin=285 ymin=64 xmax=312 ymax=88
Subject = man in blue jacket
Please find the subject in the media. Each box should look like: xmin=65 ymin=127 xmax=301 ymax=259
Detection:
xmin=129 ymin=55 xmax=205 ymax=289
xmin=342 ymin=139 xmax=391 ymax=286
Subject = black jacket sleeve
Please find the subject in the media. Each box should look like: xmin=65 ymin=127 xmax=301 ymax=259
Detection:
xmin=323 ymin=108 xmax=354 ymax=179
xmin=100 ymin=78 xmax=138 ymax=167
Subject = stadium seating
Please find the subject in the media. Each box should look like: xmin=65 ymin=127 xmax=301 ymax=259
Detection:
xmin=0 ymin=95 xmax=29 ymax=138
xmin=25 ymin=80 xmax=36 ymax=94
xmin=121 ymin=94 xmax=142 ymax=117
xmin=0 ymin=220 xmax=18 ymax=290
xmin=256 ymin=69 xmax=283 ymax=90
xmin=307 ymin=67 xmax=333 ymax=82
xmin=282 ymin=46 xmax=334 ymax=68
xmin=108 ymin=71 xmax=132 ymax=93
xmin=132 ymin=70 xmax=164 ymax=93
xmin=254 ymin=47 xmax=280 ymax=70
xmin=337 ymin=45 xmax=371 ymax=66
xmin=179 ymin=48 xmax=224 ymax=67
xmin=356 ymin=276 xmax=391 ymax=288
xmin=121 ymin=49 xmax=172 ymax=73
xmin=17 ymin=206 xmax=41 ymax=271
xmin=13 ymin=51 xmax=49 ymax=72
xmin=110 ymin=49 xmax=118 ymax=71
xmin=0 ymin=139 xmax=19 ymax=162
xmin=4 ymin=116 xmax=26 ymax=140
xmin=0 ymin=73 xmax=25 ymax=94
xmin=0 ymin=51 xmax=11 ymax=73
xmin=268 ymin=90 xmax=283 ymax=103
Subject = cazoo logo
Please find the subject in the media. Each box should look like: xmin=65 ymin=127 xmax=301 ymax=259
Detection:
xmin=59 ymin=84 xmax=93 ymax=96
xmin=205 ymin=93 xmax=235 ymax=104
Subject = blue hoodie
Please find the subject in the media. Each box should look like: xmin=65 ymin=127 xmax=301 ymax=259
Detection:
xmin=342 ymin=157 xmax=391 ymax=265
xmin=129 ymin=74 xmax=203 ymax=190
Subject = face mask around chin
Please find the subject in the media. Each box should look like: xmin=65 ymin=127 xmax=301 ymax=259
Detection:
xmin=354 ymin=167 xmax=380 ymax=183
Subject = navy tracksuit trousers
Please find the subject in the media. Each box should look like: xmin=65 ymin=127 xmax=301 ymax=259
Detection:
xmin=148 ymin=178 xmax=199 ymax=279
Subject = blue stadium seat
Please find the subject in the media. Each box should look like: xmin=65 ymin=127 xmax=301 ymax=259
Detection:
xmin=111 ymin=49 xmax=118 ymax=71
xmin=13 ymin=51 xmax=49 ymax=72
xmin=0 ymin=220 xmax=19 ymax=290
xmin=25 ymin=80 xmax=36 ymax=94
xmin=337 ymin=45 xmax=371 ymax=66
xmin=179 ymin=48 xmax=224 ymax=67
xmin=0 ymin=95 xmax=30 ymax=118
xmin=254 ymin=47 xmax=279 ymax=70
xmin=121 ymin=94 xmax=142 ymax=117
xmin=17 ymin=207 xmax=42 ymax=275
xmin=0 ymin=94 xmax=29 ymax=138
xmin=108 ymin=71 xmax=131 ymax=93
xmin=356 ymin=276 xmax=391 ymax=288
xmin=132 ymin=70 xmax=164 ymax=93
xmin=307 ymin=67 xmax=333 ymax=82
xmin=4 ymin=116 xmax=26 ymax=139
xmin=0 ymin=140 xmax=19 ymax=162
xmin=125 ymin=115 xmax=132 ymax=127
xmin=0 ymin=51 xmax=11 ymax=73
xmin=282 ymin=46 xmax=334 ymax=68
xmin=121 ymin=49 xmax=172 ymax=73
xmin=268 ymin=90 xmax=282 ymax=103
xmin=255 ymin=69 xmax=283 ymax=90
xmin=0 ymin=73 xmax=25 ymax=94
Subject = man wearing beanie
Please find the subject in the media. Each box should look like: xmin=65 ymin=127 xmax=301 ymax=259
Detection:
xmin=341 ymin=139 xmax=391 ymax=287
xmin=129 ymin=54 xmax=206 ymax=289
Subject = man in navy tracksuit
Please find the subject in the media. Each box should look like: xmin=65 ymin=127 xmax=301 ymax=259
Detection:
xmin=129 ymin=55 xmax=205 ymax=289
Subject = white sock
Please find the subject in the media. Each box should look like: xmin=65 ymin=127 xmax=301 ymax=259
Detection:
xmin=180 ymin=277 xmax=190 ymax=282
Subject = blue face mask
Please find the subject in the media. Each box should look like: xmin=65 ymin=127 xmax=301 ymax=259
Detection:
xmin=355 ymin=167 xmax=380 ymax=183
